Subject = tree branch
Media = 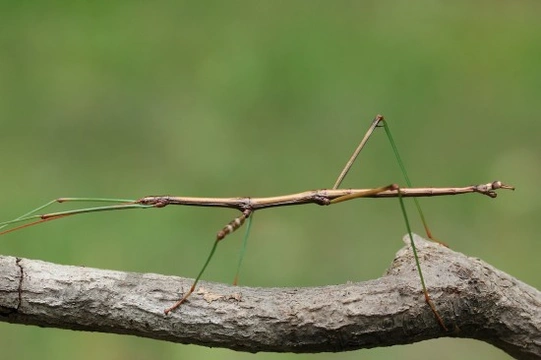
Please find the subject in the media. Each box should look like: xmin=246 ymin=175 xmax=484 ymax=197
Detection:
xmin=0 ymin=234 xmax=539 ymax=359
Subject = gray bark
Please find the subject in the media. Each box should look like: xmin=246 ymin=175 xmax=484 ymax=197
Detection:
xmin=0 ymin=234 xmax=539 ymax=359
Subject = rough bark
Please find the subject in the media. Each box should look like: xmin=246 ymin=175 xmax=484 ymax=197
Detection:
xmin=0 ymin=234 xmax=539 ymax=359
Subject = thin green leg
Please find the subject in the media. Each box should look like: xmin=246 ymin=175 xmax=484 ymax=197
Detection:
xmin=380 ymin=118 xmax=448 ymax=330
xmin=233 ymin=213 xmax=253 ymax=285
xmin=0 ymin=199 xmax=150 ymax=235
xmin=164 ymin=210 xmax=252 ymax=314
xmin=380 ymin=120 xmax=441 ymax=243
xmin=396 ymin=189 xmax=447 ymax=330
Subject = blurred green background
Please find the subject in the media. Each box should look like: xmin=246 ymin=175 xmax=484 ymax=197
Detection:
xmin=1 ymin=1 xmax=539 ymax=359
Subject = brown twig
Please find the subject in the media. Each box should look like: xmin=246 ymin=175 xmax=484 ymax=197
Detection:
xmin=0 ymin=235 xmax=538 ymax=359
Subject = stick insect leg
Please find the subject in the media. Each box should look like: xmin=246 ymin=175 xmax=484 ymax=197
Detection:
xmin=0 ymin=198 xmax=147 ymax=236
xmin=330 ymin=184 xmax=447 ymax=328
xmin=333 ymin=115 xmax=383 ymax=190
xmin=233 ymin=213 xmax=254 ymax=286
xmin=396 ymin=187 xmax=448 ymax=331
xmin=378 ymin=118 xmax=449 ymax=329
xmin=164 ymin=209 xmax=253 ymax=315
xmin=333 ymin=114 xmax=443 ymax=244
xmin=333 ymin=115 xmax=448 ymax=330
xmin=0 ymin=200 xmax=59 ymax=232
xmin=379 ymin=120 xmax=445 ymax=245
xmin=329 ymin=184 xmax=398 ymax=204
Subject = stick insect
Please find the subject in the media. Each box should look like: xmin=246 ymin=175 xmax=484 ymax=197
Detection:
xmin=0 ymin=115 xmax=514 ymax=330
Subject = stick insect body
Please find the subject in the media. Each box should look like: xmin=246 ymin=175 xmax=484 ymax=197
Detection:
xmin=0 ymin=115 xmax=514 ymax=330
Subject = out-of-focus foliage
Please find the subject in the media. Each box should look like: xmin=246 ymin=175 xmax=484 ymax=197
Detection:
xmin=0 ymin=2 xmax=539 ymax=359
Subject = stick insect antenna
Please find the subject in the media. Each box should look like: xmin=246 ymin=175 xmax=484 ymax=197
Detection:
xmin=0 ymin=199 xmax=151 ymax=236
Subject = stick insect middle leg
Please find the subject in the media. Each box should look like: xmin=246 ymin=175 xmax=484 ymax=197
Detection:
xmin=164 ymin=209 xmax=253 ymax=314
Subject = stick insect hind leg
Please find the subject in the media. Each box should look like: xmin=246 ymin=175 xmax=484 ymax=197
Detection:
xmin=330 ymin=114 xmax=449 ymax=331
